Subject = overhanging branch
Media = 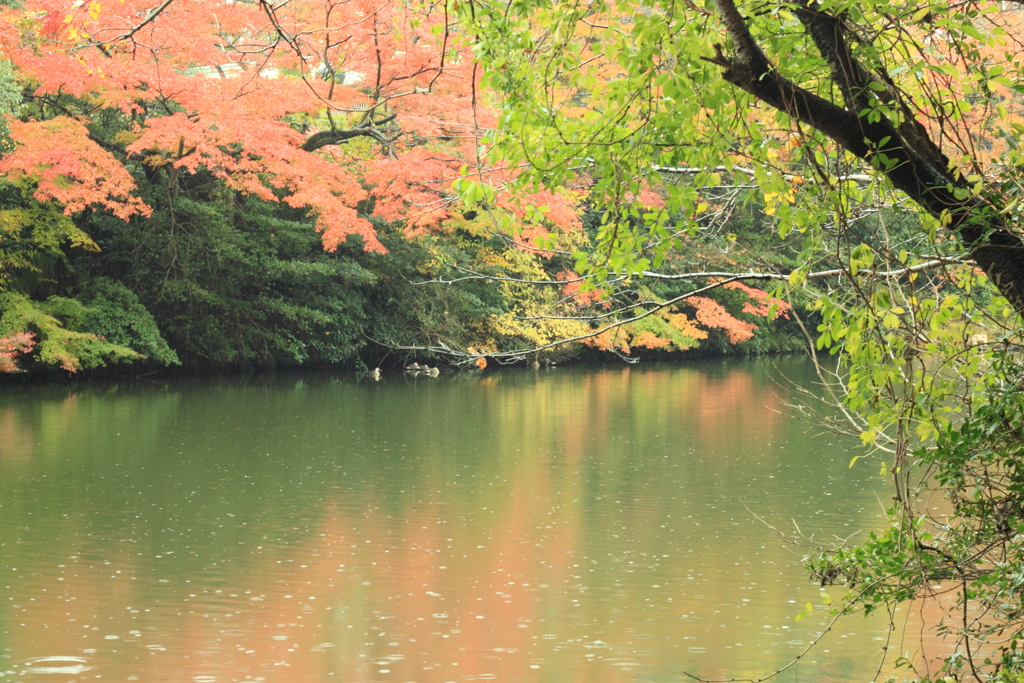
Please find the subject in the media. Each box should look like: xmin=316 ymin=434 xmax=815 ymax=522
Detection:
xmin=703 ymin=0 xmax=1024 ymax=318
xmin=394 ymin=257 xmax=968 ymax=364
xmin=301 ymin=113 xmax=399 ymax=151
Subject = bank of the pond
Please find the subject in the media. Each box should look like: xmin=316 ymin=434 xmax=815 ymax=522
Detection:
xmin=0 ymin=343 xmax=815 ymax=386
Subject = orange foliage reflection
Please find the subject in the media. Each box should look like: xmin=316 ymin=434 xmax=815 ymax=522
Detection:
xmin=0 ymin=362 xmax=911 ymax=682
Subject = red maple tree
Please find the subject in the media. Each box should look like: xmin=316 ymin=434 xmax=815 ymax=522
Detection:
xmin=0 ymin=0 xmax=529 ymax=252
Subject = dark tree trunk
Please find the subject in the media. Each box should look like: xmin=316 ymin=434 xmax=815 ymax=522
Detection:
xmin=704 ymin=0 xmax=1024 ymax=316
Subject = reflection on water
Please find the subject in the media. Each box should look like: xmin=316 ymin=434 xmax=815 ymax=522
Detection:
xmin=1 ymin=359 xmax=915 ymax=681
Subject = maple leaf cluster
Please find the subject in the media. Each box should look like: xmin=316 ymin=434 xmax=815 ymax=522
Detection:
xmin=557 ymin=270 xmax=606 ymax=307
xmin=0 ymin=117 xmax=148 ymax=219
xmin=722 ymin=281 xmax=791 ymax=320
xmin=0 ymin=331 xmax=34 ymax=373
xmin=688 ymin=296 xmax=758 ymax=344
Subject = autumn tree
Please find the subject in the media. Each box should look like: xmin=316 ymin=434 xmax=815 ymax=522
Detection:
xmin=0 ymin=0 xmax=493 ymax=245
xmin=461 ymin=0 xmax=1024 ymax=677
xmin=0 ymin=0 xmax=520 ymax=369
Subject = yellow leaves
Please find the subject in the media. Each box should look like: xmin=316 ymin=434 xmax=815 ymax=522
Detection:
xmin=762 ymin=187 xmax=797 ymax=216
xmin=112 ymin=130 xmax=141 ymax=146
xmin=630 ymin=330 xmax=672 ymax=349
xmin=0 ymin=208 xmax=27 ymax=236
xmin=61 ymin=0 xmax=102 ymax=42
xmin=69 ymin=0 xmax=101 ymax=20
xmin=665 ymin=312 xmax=707 ymax=343
xmin=142 ymin=154 xmax=170 ymax=168
xmin=480 ymin=245 xmax=594 ymax=348
xmin=0 ymin=203 xmax=99 ymax=255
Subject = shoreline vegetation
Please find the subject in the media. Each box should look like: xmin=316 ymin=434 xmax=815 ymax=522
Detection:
xmin=0 ymin=346 xmax=814 ymax=385
xmin=1 ymin=175 xmax=812 ymax=381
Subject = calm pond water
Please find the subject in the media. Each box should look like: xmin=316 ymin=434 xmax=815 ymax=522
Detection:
xmin=0 ymin=358 xmax=928 ymax=682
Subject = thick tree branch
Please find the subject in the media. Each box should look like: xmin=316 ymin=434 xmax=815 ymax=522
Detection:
xmin=793 ymin=2 xmax=950 ymax=177
xmin=300 ymin=113 xmax=399 ymax=151
xmin=704 ymin=0 xmax=1024 ymax=317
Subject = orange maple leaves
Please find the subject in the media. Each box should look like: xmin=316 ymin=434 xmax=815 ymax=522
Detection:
xmin=684 ymin=284 xmax=791 ymax=345
xmin=557 ymin=270 xmax=606 ymax=306
xmin=687 ymin=296 xmax=757 ymax=344
xmin=578 ymin=280 xmax=788 ymax=355
xmin=722 ymin=281 xmax=791 ymax=320
xmin=0 ymin=0 xmax=488 ymax=253
xmin=0 ymin=117 xmax=149 ymax=220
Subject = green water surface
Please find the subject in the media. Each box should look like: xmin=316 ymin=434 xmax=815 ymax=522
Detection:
xmin=0 ymin=359 xmax=926 ymax=682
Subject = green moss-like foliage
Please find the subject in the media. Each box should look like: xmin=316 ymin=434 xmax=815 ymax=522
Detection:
xmin=77 ymin=277 xmax=179 ymax=366
xmin=0 ymin=292 xmax=141 ymax=371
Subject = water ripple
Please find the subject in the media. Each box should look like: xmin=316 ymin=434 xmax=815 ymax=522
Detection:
xmin=24 ymin=656 xmax=92 ymax=675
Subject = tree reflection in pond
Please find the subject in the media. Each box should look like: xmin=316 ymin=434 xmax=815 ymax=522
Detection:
xmin=0 ymin=359 xmax=923 ymax=681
